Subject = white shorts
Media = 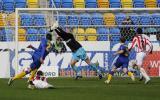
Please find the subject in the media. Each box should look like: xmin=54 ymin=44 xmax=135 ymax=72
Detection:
xmin=33 ymin=80 xmax=53 ymax=89
xmin=136 ymin=52 xmax=146 ymax=66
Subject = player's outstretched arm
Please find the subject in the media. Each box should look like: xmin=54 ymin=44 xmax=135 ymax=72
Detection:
xmin=27 ymin=45 xmax=37 ymax=51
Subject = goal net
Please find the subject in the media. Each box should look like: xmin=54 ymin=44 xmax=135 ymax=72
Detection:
xmin=12 ymin=8 xmax=160 ymax=78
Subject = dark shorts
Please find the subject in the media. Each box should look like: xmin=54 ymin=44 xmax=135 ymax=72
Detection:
xmin=114 ymin=57 xmax=129 ymax=69
xmin=30 ymin=56 xmax=41 ymax=70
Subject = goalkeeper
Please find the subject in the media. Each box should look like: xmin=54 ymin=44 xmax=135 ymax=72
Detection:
xmin=50 ymin=21 xmax=102 ymax=79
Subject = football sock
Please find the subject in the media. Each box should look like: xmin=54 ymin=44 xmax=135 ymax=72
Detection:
xmin=12 ymin=71 xmax=26 ymax=80
xmin=140 ymin=68 xmax=150 ymax=80
xmin=28 ymin=69 xmax=38 ymax=81
xmin=107 ymin=71 xmax=114 ymax=81
xmin=128 ymin=71 xmax=135 ymax=81
xmin=72 ymin=66 xmax=81 ymax=76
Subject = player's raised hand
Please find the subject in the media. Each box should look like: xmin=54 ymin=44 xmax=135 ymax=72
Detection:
xmin=27 ymin=44 xmax=33 ymax=48
xmin=40 ymin=57 xmax=44 ymax=64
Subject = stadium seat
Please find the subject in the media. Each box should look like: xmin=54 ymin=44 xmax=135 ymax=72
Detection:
xmin=103 ymin=13 xmax=116 ymax=26
xmin=97 ymin=27 xmax=109 ymax=41
xmin=20 ymin=13 xmax=33 ymax=26
xmin=73 ymin=28 xmax=86 ymax=41
xmin=129 ymin=13 xmax=140 ymax=25
xmin=140 ymin=13 xmax=151 ymax=25
xmin=49 ymin=0 xmax=61 ymax=8
xmin=58 ymin=13 xmax=67 ymax=25
xmin=73 ymin=0 xmax=85 ymax=8
xmin=18 ymin=28 xmax=26 ymax=41
xmin=2 ymin=0 xmax=14 ymax=13
xmin=80 ymin=13 xmax=91 ymax=26
xmin=62 ymin=0 xmax=73 ymax=8
xmin=15 ymin=0 xmax=27 ymax=8
xmin=145 ymin=0 xmax=157 ymax=8
xmin=133 ymin=0 xmax=145 ymax=8
xmin=38 ymin=28 xmax=48 ymax=40
xmin=2 ymin=29 xmax=14 ymax=41
xmin=121 ymin=0 xmax=133 ymax=8
xmin=97 ymin=0 xmax=109 ymax=8
xmin=68 ymin=13 xmax=79 ymax=26
xmin=0 ymin=0 xmax=2 ymax=11
xmin=152 ymin=13 xmax=160 ymax=25
xmin=149 ymin=35 xmax=157 ymax=41
xmin=115 ymin=13 xmax=126 ymax=25
xmin=92 ymin=13 xmax=103 ymax=25
xmin=109 ymin=28 xmax=121 ymax=41
xmin=85 ymin=0 xmax=97 ymax=8
xmin=34 ymin=14 xmax=46 ymax=26
xmin=0 ymin=13 xmax=5 ymax=26
xmin=7 ymin=13 xmax=15 ymax=26
xmin=27 ymin=0 xmax=39 ymax=8
xmin=85 ymin=28 xmax=97 ymax=41
xmin=27 ymin=28 xmax=38 ymax=41
xmin=158 ymin=0 xmax=160 ymax=7
xmin=109 ymin=0 xmax=121 ymax=8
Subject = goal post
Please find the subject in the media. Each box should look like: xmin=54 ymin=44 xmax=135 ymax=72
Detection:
xmin=14 ymin=8 xmax=160 ymax=77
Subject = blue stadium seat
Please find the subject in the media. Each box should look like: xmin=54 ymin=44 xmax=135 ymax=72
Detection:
xmin=80 ymin=13 xmax=91 ymax=26
xmin=129 ymin=13 xmax=140 ymax=25
xmin=34 ymin=14 xmax=46 ymax=26
xmin=0 ymin=29 xmax=5 ymax=41
xmin=27 ymin=28 xmax=38 ymax=41
xmin=62 ymin=0 xmax=73 ymax=8
xmin=158 ymin=0 xmax=160 ymax=7
xmin=2 ymin=29 xmax=14 ymax=41
xmin=91 ymin=13 xmax=103 ymax=25
xmin=85 ymin=0 xmax=97 ymax=8
xmin=110 ymin=28 xmax=121 ymax=41
xmin=68 ymin=13 xmax=79 ymax=26
xmin=20 ymin=13 xmax=33 ymax=26
xmin=38 ymin=28 xmax=48 ymax=40
xmin=58 ymin=13 xmax=67 ymax=25
xmin=152 ymin=13 xmax=160 ymax=25
xmin=97 ymin=28 xmax=109 ymax=41
xmin=109 ymin=0 xmax=121 ymax=8
xmin=0 ymin=0 xmax=2 ymax=11
xmin=133 ymin=0 xmax=145 ymax=8
xmin=15 ymin=0 xmax=27 ymax=8
xmin=2 ymin=0 xmax=14 ymax=12
xmin=115 ymin=13 xmax=126 ymax=25
xmin=49 ymin=0 xmax=61 ymax=8
xmin=140 ymin=13 xmax=151 ymax=25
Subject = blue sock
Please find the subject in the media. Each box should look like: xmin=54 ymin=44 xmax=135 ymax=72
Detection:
xmin=72 ymin=66 xmax=81 ymax=76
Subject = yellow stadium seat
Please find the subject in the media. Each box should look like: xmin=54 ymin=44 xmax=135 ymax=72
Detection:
xmin=18 ymin=28 xmax=26 ymax=41
xmin=97 ymin=0 xmax=109 ymax=8
xmin=121 ymin=0 xmax=133 ymax=8
xmin=85 ymin=28 xmax=97 ymax=41
xmin=73 ymin=28 xmax=86 ymax=41
xmin=7 ymin=13 xmax=15 ymax=26
xmin=0 ymin=13 xmax=6 ymax=26
xmin=73 ymin=0 xmax=85 ymax=8
xmin=27 ymin=0 xmax=39 ymax=8
xmin=145 ymin=0 xmax=157 ymax=8
xmin=103 ymin=13 xmax=116 ymax=27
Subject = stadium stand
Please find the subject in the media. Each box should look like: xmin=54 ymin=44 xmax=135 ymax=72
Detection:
xmin=91 ymin=13 xmax=104 ymax=25
xmin=97 ymin=27 xmax=109 ymax=41
xmin=38 ymin=28 xmax=48 ymax=40
xmin=110 ymin=27 xmax=121 ymax=41
xmin=0 ymin=0 xmax=2 ymax=11
xmin=158 ymin=0 xmax=160 ymax=7
xmin=73 ymin=0 xmax=85 ymax=8
xmin=2 ymin=28 xmax=14 ymax=41
xmin=33 ymin=14 xmax=46 ymax=26
xmin=80 ymin=13 xmax=91 ymax=26
xmin=0 ymin=13 xmax=5 ymax=26
xmin=68 ymin=13 xmax=79 ymax=26
xmin=7 ymin=13 xmax=15 ymax=26
xmin=49 ymin=0 xmax=61 ymax=8
xmin=20 ymin=13 xmax=33 ymax=26
xmin=85 ymin=28 xmax=97 ymax=41
xmin=129 ymin=13 xmax=140 ymax=25
xmin=109 ymin=0 xmax=121 ymax=8
xmin=26 ymin=28 xmax=38 ymax=41
xmin=18 ymin=28 xmax=26 ymax=41
xmin=103 ymin=13 xmax=116 ymax=26
xmin=140 ymin=13 xmax=151 ymax=25
xmin=62 ymin=0 xmax=73 ymax=8
xmin=115 ymin=13 xmax=127 ymax=25
xmin=97 ymin=0 xmax=109 ymax=8
xmin=73 ymin=28 xmax=86 ymax=41
xmin=15 ymin=0 xmax=27 ymax=8
xmin=58 ymin=13 xmax=67 ymax=25
xmin=152 ymin=13 xmax=160 ymax=25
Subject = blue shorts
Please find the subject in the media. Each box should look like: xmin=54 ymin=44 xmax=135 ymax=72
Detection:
xmin=72 ymin=47 xmax=87 ymax=61
xmin=114 ymin=57 xmax=129 ymax=69
xmin=30 ymin=56 xmax=41 ymax=70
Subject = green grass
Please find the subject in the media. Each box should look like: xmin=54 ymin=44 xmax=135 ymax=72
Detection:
xmin=0 ymin=77 xmax=160 ymax=100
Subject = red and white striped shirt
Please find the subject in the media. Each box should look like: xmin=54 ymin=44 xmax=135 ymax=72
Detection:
xmin=129 ymin=34 xmax=153 ymax=53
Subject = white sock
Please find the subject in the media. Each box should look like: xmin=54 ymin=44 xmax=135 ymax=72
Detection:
xmin=140 ymin=68 xmax=150 ymax=80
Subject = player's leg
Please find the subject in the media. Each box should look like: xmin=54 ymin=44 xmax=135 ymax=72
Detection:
xmin=8 ymin=67 xmax=32 ymax=86
xmin=123 ymin=67 xmax=135 ymax=81
xmin=104 ymin=66 xmax=117 ymax=84
xmin=136 ymin=52 xmax=150 ymax=84
xmin=70 ymin=58 xmax=81 ymax=79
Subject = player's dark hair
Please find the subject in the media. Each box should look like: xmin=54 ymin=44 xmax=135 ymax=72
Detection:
xmin=46 ymin=33 xmax=52 ymax=41
xmin=120 ymin=37 xmax=126 ymax=43
xmin=37 ymin=70 xmax=44 ymax=76
xmin=137 ymin=28 xmax=143 ymax=34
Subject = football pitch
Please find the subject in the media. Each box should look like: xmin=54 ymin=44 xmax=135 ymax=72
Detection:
xmin=0 ymin=77 xmax=160 ymax=100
